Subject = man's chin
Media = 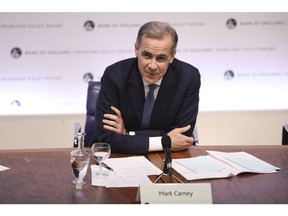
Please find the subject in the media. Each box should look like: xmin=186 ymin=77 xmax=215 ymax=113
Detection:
xmin=144 ymin=73 xmax=161 ymax=81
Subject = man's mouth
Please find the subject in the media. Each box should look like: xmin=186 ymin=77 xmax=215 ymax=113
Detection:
xmin=146 ymin=71 xmax=159 ymax=76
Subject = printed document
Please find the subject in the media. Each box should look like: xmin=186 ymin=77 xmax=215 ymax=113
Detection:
xmin=91 ymin=156 xmax=162 ymax=187
xmin=173 ymin=150 xmax=280 ymax=180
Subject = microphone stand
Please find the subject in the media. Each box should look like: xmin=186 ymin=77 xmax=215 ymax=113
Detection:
xmin=154 ymin=155 xmax=170 ymax=183
xmin=154 ymin=153 xmax=183 ymax=183
xmin=154 ymin=135 xmax=183 ymax=184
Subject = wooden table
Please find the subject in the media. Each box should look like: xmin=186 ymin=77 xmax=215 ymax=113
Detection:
xmin=0 ymin=145 xmax=287 ymax=204
xmin=149 ymin=145 xmax=288 ymax=204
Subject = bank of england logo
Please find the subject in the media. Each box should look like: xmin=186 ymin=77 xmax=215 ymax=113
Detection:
xmin=84 ymin=20 xmax=95 ymax=31
xmin=224 ymin=70 xmax=235 ymax=80
xmin=11 ymin=47 xmax=22 ymax=58
xmin=11 ymin=100 xmax=21 ymax=107
xmin=226 ymin=18 xmax=237 ymax=29
xmin=83 ymin=72 xmax=94 ymax=83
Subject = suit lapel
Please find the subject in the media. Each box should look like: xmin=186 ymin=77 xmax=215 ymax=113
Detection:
xmin=127 ymin=62 xmax=177 ymax=128
xmin=151 ymin=66 xmax=177 ymax=126
xmin=128 ymin=66 xmax=145 ymax=124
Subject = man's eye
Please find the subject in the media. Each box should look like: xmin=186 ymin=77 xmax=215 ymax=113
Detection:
xmin=143 ymin=53 xmax=152 ymax=59
xmin=157 ymin=56 xmax=167 ymax=62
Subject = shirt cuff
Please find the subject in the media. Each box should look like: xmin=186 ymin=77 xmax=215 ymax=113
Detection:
xmin=149 ymin=136 xmax=163 ymax=152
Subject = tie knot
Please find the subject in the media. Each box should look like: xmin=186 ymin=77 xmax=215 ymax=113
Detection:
xmin=147 ymin=84 xmax=157 ymax=98
xmin=148 ymin=84 xmax=157 ymax=92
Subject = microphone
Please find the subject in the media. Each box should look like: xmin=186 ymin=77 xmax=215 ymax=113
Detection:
xmin=161 ymin=134 xmax=172 ymax=176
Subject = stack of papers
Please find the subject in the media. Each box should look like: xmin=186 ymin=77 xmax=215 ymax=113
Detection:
xmin=91 ymin=156 xmax=162 ymax=187
xmin=0 ymin=165 xmax=9 ymax=172
xmin=173 ymin=150 xmax=280 ymax=180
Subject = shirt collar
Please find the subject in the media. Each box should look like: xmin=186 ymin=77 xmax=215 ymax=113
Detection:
xmin=142 ymin=78 xmax=162 ymax=87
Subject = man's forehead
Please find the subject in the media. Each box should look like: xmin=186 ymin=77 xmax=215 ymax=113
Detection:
xmin=140 ymin=42 xmax=171 ymax=55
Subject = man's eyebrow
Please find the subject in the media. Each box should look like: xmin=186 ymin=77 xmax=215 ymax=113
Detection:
xmin=157 ymin=54 xmax=168 ymax=57
xmin=141 ymin=50 xmax=169 ymax=59
xmin=142 ymin=50 xmax=151 ymax=54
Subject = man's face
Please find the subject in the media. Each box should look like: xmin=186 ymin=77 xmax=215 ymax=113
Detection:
xmin=135 ymin=36 xmax=175 ymax=84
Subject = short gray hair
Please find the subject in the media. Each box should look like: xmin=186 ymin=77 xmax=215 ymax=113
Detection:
xmin=136 ymin=21 xmax=178 ymax=56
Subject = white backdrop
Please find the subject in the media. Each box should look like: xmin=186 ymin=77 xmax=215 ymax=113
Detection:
xmin=1 ymin=12 xmax=288 ymax=115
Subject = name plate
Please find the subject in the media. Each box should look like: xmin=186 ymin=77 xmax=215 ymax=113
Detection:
xmin=137 ymin=183 xmax=212 ymax=204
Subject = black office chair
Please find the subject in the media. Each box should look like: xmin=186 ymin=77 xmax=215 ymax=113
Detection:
xmin=282 ymin=123 xmax=288 ymax=145
xmin=193 ymin=126 xmax=199 ymax=145
xmin=84 ymin=81 xmax=101 ymax=147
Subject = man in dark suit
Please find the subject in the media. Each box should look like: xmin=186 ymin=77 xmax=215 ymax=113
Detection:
xmin=93 ymin=21 xmax=201 ymax=154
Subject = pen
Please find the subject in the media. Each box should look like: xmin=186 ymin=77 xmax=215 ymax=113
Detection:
xmin=95 ymin=161 xmax=114 ymax=172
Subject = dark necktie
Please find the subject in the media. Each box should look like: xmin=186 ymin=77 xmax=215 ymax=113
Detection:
xmin=140 ymin=84 xmax=157 ymax=129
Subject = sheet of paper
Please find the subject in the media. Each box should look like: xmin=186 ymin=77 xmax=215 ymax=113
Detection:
xmin=0 ymin=165 xmax=10 ymax=171
xmin=207 ymin=150 xmax=280 ymax=173
xmin=173 ymin=150 xmax=280 ymax=181
xmin=175 ymin=156 xmax=227 ymax=173
xmin=91 ymin=165 xmax=153 ymax=187
xmin=91 ymin=156 xmax=162 ymax=187
xmin=173 ymin=157 xmax=234 ymax=180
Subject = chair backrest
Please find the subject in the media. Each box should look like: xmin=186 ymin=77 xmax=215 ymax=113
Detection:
xmin=193 ymin=126 xmax=199 ymax=145
xmin=282 ymin=123 xmax=288 ymax=145
xmin=84 ymin=81 xmax=101 ymax=147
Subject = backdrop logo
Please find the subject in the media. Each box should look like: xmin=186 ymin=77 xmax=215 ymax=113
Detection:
xmin=84 ymin=20 xmax=95 ymax=31
xmin=226 ymin=18 xmax=237 ymax=29
xmin=83 ymin=72 xmax=94 ymax=83
xmin=11 ymin=47 xmax=22 ymax=58
xmin=224 ymin=70 xmax=235 ymax=80
xmin=11 ymin=100 xmax=21 ymax=107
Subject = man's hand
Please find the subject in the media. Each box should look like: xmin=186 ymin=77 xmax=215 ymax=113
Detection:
xmin=167 ymin=125 xmax=194 ymax=151
xmin=102 ymin=106 xmax=127 ymax=135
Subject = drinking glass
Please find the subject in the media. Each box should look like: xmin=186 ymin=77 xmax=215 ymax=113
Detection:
xmin=91 ymin=143 xmax=111 ymax=178
xmin=70 ymin=148 xmax=90 ymax=186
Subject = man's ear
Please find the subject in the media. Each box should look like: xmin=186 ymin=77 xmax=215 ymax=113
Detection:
xmin=134 ymin=43 xmax=139 ymax=56
xmin=169 ymin=55 xmax=175 ymax=64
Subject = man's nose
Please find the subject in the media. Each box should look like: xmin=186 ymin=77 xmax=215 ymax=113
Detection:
xmin=148 ymin=59 xmax=157 ymax=70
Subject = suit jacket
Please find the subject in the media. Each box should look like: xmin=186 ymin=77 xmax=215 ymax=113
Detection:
xmin=93 ymin=57 xmax=201 ymax=154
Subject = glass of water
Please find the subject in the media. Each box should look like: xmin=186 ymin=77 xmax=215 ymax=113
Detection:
xmin=91 ymin=143 xmax=111 ymax=178
xmin=70 ymin=148 xmax=90 ymax=186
